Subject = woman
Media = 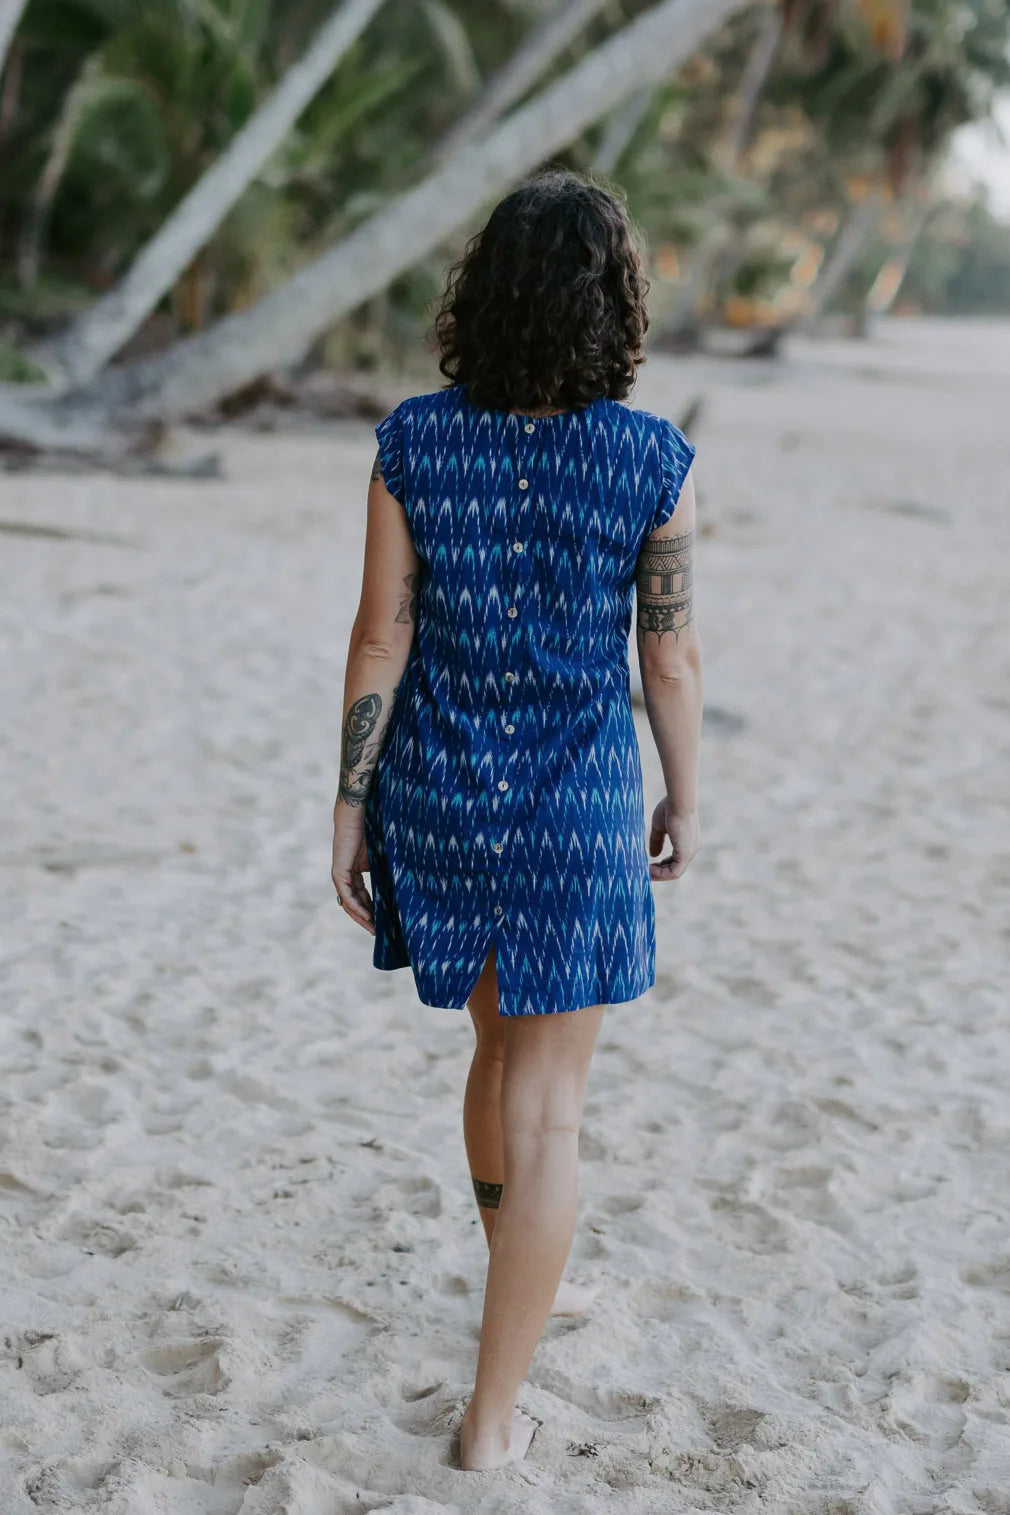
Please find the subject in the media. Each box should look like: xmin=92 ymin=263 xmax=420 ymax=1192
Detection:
xmin=331 ymin=169 xmax=701 ymax=1471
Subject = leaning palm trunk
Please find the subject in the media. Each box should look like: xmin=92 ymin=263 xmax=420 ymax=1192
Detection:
xmin=32 ymin=0 xmax=389 ymax=390
xmin=801 ymin=192 xmax=882 ymax=325
xmin=862 ymin=196 xmax=929 ymax=323
xmin=18 ymin=56 xmax=103 ymax=290
xmin=428 ymin=0 xmax=612 ymax=167
xmin=74 ymin=0 xmax=753 ymax=426
xmin=0 ymin=385 xmax=119 ymax=452
xmin=593 ymin=88 xmax=653 ymax=174
xmin=726 ymin=4 xmax=783 ymax=164
xmin=0 ymin=0 xmax=27 ymax=77
xmin=659 ymin=4 xmax=783 ymax=345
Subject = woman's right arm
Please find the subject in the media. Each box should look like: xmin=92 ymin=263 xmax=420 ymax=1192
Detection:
xmin=634 ymin=468 xmax=703 ymax=881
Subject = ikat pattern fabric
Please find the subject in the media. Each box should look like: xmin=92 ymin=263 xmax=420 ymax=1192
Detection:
xmin=363 ymin=383 xmax=695 ymax=1016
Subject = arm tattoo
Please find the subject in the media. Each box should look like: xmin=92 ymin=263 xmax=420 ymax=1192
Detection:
xmin=339 ymin=689 xmax=393 ymax=806
xmin=394 ymin=571 xmax=422 ymax=624
xmin=636 ymin=530 xmax=694 ymax=643
xmin=370 ymin=450 xmax=383 ymax=484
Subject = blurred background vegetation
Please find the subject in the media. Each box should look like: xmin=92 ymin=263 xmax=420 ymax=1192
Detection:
xmin=0 ymin=0 xmax=1009 ymax=413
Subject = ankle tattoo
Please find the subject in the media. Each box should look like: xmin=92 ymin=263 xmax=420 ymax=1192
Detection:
xmin=472 ymin=1177 xmax=503 ymax=1210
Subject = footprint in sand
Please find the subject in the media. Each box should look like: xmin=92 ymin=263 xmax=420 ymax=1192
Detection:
xmin=13 ymin=1330 xmax=86 ymax=1395
xmin=706 ymin=1403 xmax=767 ymax=1450
xmin=770 ymin=1162 xmax=838 ymax=1224
xmin=381 ymin=1174 xmax=443 ymax=1220
xmin=533 ymin=1369 xmax=662 ymax=1422
xmin=400 ymin=1379 xmax=445 ymax=1403
xmin=578 ymin=1132 xmax=609 ymax=1162
xmin=59 ymin=1216 xmax=138 ymax=1257
xmin=707 ymin=1195 xmax=791 ymax=1255
xmin=633 ymin=1277 xmax=706 ymax=1323
xmin=0 ymin=1170 xmax=47 ymax=1203
xmin=141 ymin=1337 xmax=228 ymax=1396
xmin=392 ymin=1384 xmax=465 ymax=1438
xmin=959 ymin=1259 xmax=1010 ymax=1292
xmin=881 ymin=1371 xmax=971 ymax=1453
xmin=649 ymin=1443 xmax=766 ymax=1494
xmin=597 ymin=1194 xmax=645 ymax=1218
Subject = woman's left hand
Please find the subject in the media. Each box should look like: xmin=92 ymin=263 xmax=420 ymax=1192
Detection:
xmin=331 ymin=806 xmax=375 ymax=935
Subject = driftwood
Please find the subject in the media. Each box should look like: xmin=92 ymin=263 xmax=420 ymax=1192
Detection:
xmin=0 ymin=449 xmax=221 ymax=479
xmin=652 ymin=323 xmax=787 ymax=359
xmin=0 ymin=518 xmax=140 ymax=545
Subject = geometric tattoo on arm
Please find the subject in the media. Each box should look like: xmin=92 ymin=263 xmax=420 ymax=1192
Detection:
xmin=635 ymin=529 xmax=694 ymax=643
xmin=472 ymin=1177 xmax=503 ymax=1209
xmin=370 ymin=450 xmax=383 ymax=483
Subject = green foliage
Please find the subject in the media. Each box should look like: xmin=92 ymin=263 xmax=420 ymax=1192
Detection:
xmin=0 ymin=0 xmax=1008 ymax=367
xmin=904 ymin=195 xmax=1010 ymax=313
xmin=0 ymin=337 xmax=48 ymax=381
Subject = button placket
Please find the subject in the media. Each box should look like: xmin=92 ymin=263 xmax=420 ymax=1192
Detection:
xmin=492 ymin=412 xmax=546 ymax=863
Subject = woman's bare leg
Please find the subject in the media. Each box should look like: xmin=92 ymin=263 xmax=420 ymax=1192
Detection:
xmin=464 ymin=950 xmax=598 ymax=1315
xmin=459 ymin=998 xmax=605 ymax=1471
xmin=464 ymin=947 xmax=505 ymax=1248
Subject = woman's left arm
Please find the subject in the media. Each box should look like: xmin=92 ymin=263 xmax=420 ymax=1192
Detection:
xmin=331 ymin=450 xmax=421 ymax=934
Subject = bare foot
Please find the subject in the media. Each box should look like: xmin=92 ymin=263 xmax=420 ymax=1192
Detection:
xmin=550 ymin=1279 xmax=598 ymax=1317
xmin=459 ymin=1407 xmax=539 ymax=1471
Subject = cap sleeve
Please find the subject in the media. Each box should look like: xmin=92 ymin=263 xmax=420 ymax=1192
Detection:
xmin=374 ymin=403 xmax=405 ymax=505
xmin=646 ymin=417 xmax=696 ymax=536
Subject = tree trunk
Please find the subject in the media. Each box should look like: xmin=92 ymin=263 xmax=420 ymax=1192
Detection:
xmin=726 ymin=4 xmax=782 ymax=164
xmin=593 ymin=88 xmax=652 ymax=174
xmin=0 ymin=0 xmax=27 ymax=77
xmin=0 ymin=386 xmax=121 ymax=453
xmin=33 ymin=0 xmax=389 ymax=389
xmin=18 ymin=54 xmax=102 ymax=291
xmin=660 ymin=222 xmax=732 ymax=349
xmin=428 ymin=0 xmax=612 ymax=168
xmin=0 ymin=33 xmax=22 ymax=140
xmin=802 ymin=192 xmax=881 ymax=324
xmin=864 ymin=198 xmax=929 ymax=319
xmin=78 ymin=0 xmax=755 ymax=425
xmin=658 ymin=4 xmax=782 ymax=347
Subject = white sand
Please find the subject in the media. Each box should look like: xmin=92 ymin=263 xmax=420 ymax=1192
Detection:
xmin=1 ymin=317 xmax=1008 ymax=1514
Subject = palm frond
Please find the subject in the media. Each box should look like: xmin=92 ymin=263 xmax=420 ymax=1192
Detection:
xmin=421 ymin=0 xmax=482 ymax=94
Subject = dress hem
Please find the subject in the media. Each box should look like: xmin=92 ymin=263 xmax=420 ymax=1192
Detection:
xmin=371 ymin=959 xmax=656 ymax=1017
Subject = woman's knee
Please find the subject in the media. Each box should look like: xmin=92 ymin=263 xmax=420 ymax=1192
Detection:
xmin=499 ymin=1003 xmax=603 ymax=1133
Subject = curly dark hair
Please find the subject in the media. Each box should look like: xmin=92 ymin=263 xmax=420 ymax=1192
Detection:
xmin=433 ymin=169 xmax=650 ymax=413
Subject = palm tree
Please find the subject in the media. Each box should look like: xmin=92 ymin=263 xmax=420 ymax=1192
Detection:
xmin=657 ymin=0 xmax=918 ymax=347
xmin=2 ymin=0 xmax=1005 ymax=453
xmin=74 ymin=0 xmax=757 ymax=426
xmin=799 ymin=185 xmax=882 ymax=322
xmin=659 ymin=4 xmax=784 ymax=346
xmin=32 ymin=0 xmax=390 ymax=389
xmin=786 ymin=0 xmax=1010 ymax=325
xmin=428 ymin=0 xmax=612 ymax=166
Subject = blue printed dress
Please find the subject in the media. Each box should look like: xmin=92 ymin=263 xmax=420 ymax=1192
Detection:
xmin=363 ymin=384 xmax=695 ymax=1017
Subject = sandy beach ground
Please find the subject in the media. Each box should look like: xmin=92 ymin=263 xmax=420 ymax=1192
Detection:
xmin=1 ymin=317 xmax=1008 ymax=1515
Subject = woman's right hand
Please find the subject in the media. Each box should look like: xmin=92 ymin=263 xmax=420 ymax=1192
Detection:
xmin=648 ymin=800 xmax=701 ymax=881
